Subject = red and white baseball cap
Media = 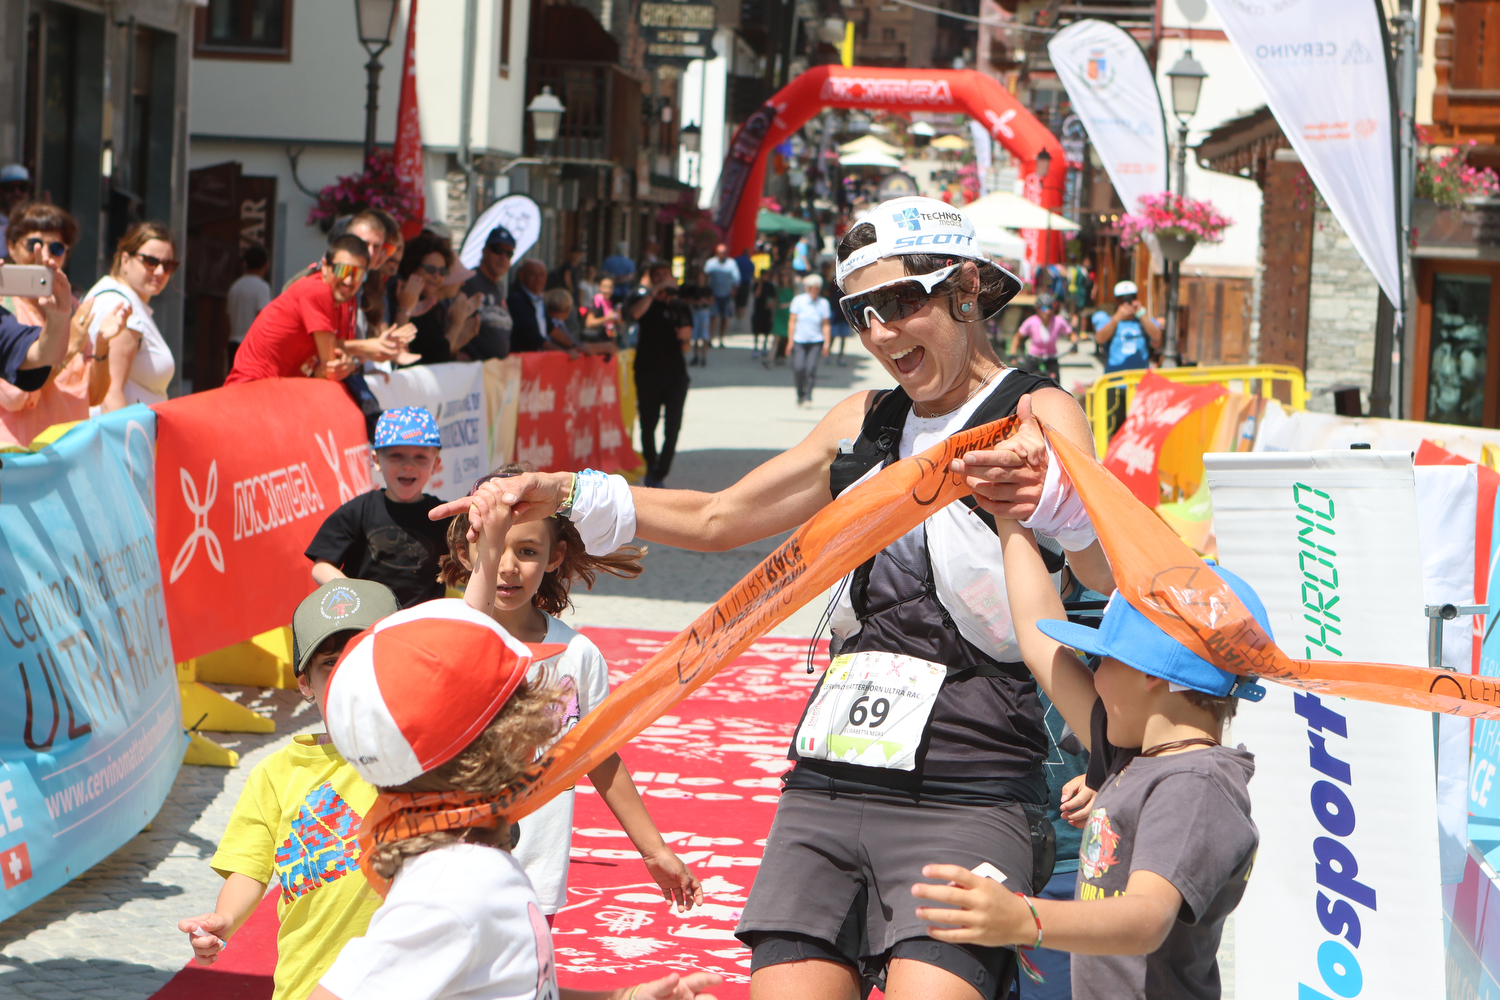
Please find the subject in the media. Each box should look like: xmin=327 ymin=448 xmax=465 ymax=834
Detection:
xmin=323 ymin=599 xmax=566 ymax=787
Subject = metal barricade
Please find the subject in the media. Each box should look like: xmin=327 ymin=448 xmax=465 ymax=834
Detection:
xmin=1082 ymin=364 xmax=1310 ymax=458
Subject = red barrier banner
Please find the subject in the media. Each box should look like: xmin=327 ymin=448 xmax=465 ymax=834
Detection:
xmin=514 ymin=353 xmax=636 ymax=474
xmin=153 ymin=379 xmax=371 ymax=661
xmin=1103 ymin=371 xmax=1226 ymax=506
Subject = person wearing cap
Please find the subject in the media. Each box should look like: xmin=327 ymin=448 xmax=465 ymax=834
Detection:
xmin=0 ymin=165 xmax=32 ymax=257
xmin=430 ymin=195 xmax=1114 ymax=1000
xmin=913 ymin=485 xmax=1261 ymax=1000
xmin=178 ymin=579 xmax=400 ymax=1000
xmin=1010 ymin=293 xmax=1074 ymax=382
xmin=460 ymin=225 xmax=517 ymax=360
xmin=1092 ymin=280 xmax=1161 ymax=375
xmin=310 ymin=599 xmax=726 ymax=1000
xmin=306 ymin=406 xmax=453 ymax=608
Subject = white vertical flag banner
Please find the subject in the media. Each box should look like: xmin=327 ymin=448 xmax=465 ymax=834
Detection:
xmin=1206 ymin=0 xmax=1401 ymax=312
xmin=1047 ymin=19 xmax=1168 ymax=215
xmin=969 ymin=119 xmax=993 ymax=197
xmin=1206 ymin=450 xmax=1444 ymax=1000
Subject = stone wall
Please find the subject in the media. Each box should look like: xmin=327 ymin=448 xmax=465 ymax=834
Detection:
xmin=1304 ymin=201 xmax=1380 ymax=413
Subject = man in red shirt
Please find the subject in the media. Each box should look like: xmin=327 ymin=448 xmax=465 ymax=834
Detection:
xmin=226 ymin=236 xmax=404 ymax=383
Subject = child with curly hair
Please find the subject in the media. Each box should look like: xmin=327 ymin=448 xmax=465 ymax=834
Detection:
xmin=311 ymin=599 xmax=721 ymax=1000
xmin=439 ymin=464 xmax=703 ymax=920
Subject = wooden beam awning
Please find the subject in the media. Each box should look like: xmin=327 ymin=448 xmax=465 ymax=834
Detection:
xmin=1194 ymin=105 xmax=1288 ymax=186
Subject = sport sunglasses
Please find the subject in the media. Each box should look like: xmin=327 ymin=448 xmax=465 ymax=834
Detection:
xmin=839 ymin=264 xmax=959 ymax=334
xmin=325 ymin=261 xmax=367 ymax=282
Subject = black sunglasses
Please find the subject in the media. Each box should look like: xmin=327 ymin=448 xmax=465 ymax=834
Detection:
xmin=24 ymin=237 xmax=68 ymax=258
xmin=486 ymin=245 xmax=514 ymax=258
xmin=839 ymin=265 xmax=959 ymax=334
xmin=132 ymin=252 xmax=179 ymax=275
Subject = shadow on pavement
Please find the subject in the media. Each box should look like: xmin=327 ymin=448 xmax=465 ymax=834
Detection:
xmin=0 ymin=956 xmax=174 ymax=999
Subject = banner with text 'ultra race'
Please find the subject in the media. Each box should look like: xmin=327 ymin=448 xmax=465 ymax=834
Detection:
xmin=0 ymin=406 xmax=185 ymax=921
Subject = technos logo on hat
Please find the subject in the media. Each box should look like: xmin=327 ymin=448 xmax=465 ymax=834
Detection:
xmin=893 ymin=207 xmax=923 ymax=232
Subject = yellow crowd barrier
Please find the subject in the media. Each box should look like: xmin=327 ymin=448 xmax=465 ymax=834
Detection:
xmin=1082 ymin=364 xmax=1310 ymax=458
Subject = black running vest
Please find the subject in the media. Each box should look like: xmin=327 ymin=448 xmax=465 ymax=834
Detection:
xmin=785 ymin=371 xmax=1060 ymax=802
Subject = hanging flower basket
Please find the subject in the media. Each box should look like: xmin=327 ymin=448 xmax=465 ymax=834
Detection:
xmin=307 ymin=149 xmax=423 ymax=232
xmin=1415 ymin=131 xmax=1500 ymax=208
xmin=1118 ymin=192 xmax=1232 ymax=259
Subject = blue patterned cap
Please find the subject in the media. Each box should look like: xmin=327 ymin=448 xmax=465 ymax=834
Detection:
xmin=374 ymin=406 xmax=441 ymax=449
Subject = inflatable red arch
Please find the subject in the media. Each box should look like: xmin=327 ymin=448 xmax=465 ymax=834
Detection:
xmin=714 ymin=65 xmax=1066 ymax=261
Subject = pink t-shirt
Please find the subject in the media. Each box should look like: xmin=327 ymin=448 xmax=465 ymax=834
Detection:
xmin=1018 ymin=314 xmax=1072 ymax=358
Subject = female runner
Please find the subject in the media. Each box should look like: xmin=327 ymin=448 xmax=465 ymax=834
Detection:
xmin=434 ymin=197 xmax=1113 ymax=1000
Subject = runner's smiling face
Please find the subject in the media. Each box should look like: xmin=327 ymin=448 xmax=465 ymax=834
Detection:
xmin=841 ymin=257 xmax=982 ymax=407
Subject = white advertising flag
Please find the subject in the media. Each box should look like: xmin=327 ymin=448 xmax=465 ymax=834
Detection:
xmin=1047 ymin=19 xmax=1168 ymax=215
xmin=1206 ymin=0 xmax=1400 ymax=310
xmin=369 ymin=361 xmax=489 ymax=500
xmin=1206 ymin=450 xmax=1443 ymax=1000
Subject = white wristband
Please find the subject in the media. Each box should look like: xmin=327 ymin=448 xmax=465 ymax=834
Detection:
xmin=569 ymin=469 xmax=637 ymax=555
xmin=1020 ymin=441 xmax=1098 ymax=551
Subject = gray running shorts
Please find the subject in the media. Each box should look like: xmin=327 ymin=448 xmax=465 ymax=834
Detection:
xmin=735 ymin=789 xmax=1047 ymax=966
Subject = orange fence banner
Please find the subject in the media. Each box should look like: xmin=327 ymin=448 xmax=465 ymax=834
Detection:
xmin=153 ymin=379 xmax=371 ymax=661
xmin=496 ymin=414 xmax=1022 ymax=820
xmin=515 ymin=354 xmax=636 ymax=473
xmin=1049 ymin=428 xmax=1500 ymax=720
xmin=1102 ymin=371 xmax=1226 ymax=507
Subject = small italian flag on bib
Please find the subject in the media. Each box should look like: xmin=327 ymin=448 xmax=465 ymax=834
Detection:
xmin=797 ymin=736 xmax=816 ymax=753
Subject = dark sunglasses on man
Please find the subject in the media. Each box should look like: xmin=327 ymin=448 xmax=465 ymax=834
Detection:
xmin=485 ymin=243 xmax=514 ymax=259
xmin=24 ymin=237 xmax=68 ymax=258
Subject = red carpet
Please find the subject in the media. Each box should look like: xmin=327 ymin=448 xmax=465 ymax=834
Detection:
xmin=151 ymin=626 xmax=819 ymax=1000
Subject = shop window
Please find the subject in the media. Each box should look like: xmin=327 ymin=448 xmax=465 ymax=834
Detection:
xmin=195 ymin=0 xmax=292 ymax=60
xmin=1426 ymin=273 xmax=1491 ymax=427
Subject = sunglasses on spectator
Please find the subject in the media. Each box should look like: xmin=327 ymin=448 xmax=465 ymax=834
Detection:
xmin=485 ymin=245 xmax=514 ymax=258
xmin=421 ymin=264 xmax=449 ymax=276
xmin=369 ymin=241 xmax=398 ymax=259
xmin=839 ymin=264 xmax=958 ymax=334
xmin=132 ymin=252 xmax=179 ymax=275
xmin=326 ymin=261 xmax=367 ymax=282
xmin=24 ymin=237 xmax=68 ymax=258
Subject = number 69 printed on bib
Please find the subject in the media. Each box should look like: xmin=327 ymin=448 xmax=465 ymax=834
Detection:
xmin=794 ymin=651 xmax=947 ymax=771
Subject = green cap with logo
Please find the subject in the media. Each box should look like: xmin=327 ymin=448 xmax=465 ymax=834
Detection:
xmin=292 ymin=579 xmax=401 ymax=676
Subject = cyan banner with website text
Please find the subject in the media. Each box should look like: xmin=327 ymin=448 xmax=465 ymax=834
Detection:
xmin=0 ymin=406 xmax=185 ymax=921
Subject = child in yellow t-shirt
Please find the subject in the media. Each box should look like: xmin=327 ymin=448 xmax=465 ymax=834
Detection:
xmin=176 ymin=579 xmax=400 ymax=1000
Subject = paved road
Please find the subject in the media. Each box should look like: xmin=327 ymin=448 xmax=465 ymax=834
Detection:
xmin=0 ymin=331 xmax=1127 ymax=998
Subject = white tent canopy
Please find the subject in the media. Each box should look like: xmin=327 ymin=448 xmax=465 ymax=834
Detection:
xmin=974 ymin=225 xmax=1028 ymax=261
xmin=839 ymin=150 xmax=904 ymax=169
xmin=838 ymin=134 xmax=904 ymax=158
xmin=961 ymin=191 xmax=1079 ymax=232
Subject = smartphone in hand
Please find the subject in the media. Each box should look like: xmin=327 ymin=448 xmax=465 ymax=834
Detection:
xmin=0 ymin=265 xmax=52 ymax=298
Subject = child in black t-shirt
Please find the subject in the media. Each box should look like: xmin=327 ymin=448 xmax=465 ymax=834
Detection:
xmin=305 ymin=406 xmax=452 ymax=608
xmin=913 ymin=508 xmax=1267 ymax=1000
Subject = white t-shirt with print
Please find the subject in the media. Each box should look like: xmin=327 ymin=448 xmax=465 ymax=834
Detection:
xmin=511 ymin=614 xmax=611 ymax=913
xmin=320 ymin=842 xmax=559 ymax=1000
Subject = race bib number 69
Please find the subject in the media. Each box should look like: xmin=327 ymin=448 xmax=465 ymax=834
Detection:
xmin=794 ymin=651 xmax=946 ymax=771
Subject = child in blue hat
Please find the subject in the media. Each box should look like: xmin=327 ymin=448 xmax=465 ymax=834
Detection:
xmin=912 ymin=518 xmax=1264 ymax=1000
xmin=306 ymin=406 xmax=453 ymax=608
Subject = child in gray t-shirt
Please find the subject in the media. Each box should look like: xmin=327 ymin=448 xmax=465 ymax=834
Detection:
xmin=911 ymin=518 xmax=1268 ymax=1000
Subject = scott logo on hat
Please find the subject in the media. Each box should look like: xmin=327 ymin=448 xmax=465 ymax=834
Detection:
xmin=320 ymin=586 xmax=362 ymax=621
xmin=893 ymin=207 xmax=923 ymax=232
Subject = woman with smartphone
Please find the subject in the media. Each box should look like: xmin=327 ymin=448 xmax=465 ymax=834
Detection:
xmin=86 ymin=221 xmax=179 ymax=410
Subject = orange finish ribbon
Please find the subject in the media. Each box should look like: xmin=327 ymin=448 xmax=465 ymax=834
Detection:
xmin=358 ymin=791 xmax=509 ymax=897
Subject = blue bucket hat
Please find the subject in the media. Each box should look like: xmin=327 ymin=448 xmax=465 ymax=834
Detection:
xmin=374 ymin=406 xmax=441 ymax=449
xmin=1037 ymin=564 xmax=1271 ymax=701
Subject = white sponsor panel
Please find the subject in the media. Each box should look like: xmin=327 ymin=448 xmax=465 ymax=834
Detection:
xmin=1207 ymin=451 xmax=1443 ymax=1000
xmin=1206 ymin=0 xmax=1401 ymax=312
xmin=1047 ymin=19 xmax=1168 ymax=215
xmin=369 ymin=362 xmax=490 ymax=500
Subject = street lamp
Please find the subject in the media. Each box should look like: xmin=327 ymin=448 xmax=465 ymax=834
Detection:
xmin=1160 ymin=49 xmax=1208 ymax=368
xmin=527 ymin=86 xmax=567 ymax=148
xmin=355 ymin=0 xmax=400 ymax=166
xmin=1035 ymin=147 xmax=1052 ymax=268
xmin=681 ymin=123 xmax=701 ymax=154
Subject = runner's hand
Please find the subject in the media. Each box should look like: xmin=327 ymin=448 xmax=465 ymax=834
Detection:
xmin=177 ymin=912 xmax=231 ymax=966
xmin=949 ymin=394 xmax=1048 ymax=521
xmin=1060 ymin=773 xmax=1095 ymax=828
xmin=626 ymin=971 xmax=722 ymax=1000
xmin=643 ymin=848 xmax=704 ymax=913
xmin=428 ymin=470 xmax=572 ymax=531
xmin=912 ymin=864 xmax=1031 ymax=948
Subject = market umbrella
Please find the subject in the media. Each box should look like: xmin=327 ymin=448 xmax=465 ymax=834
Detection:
xmin=838 ymin=135 xmax=904 ymax=158
xmin=974 ymin=225 xmax=1028 ymax=261
xmin=961 ymin=191 xmax=1080 ymax=232
xmin=929 ymin=134 xmax=969 ymax=151
xmin=839 ymin=150 xmax=905 ymax=170
xmin=757 ymin=209 xmax=815 ymax=235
